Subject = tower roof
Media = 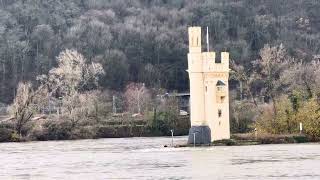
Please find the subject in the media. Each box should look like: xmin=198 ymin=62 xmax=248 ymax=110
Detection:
xmin=216 ymin=80 xmax=226 ymax=86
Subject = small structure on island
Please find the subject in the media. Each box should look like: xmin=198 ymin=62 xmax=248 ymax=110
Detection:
xmin=187 ymin=26 xmax=230 ymax=144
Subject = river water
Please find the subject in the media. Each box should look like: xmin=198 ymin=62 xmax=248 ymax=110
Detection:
xmin=0 ymin=136 xmax=319 ymax=180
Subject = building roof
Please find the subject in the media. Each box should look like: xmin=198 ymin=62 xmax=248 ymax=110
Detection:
xmin=158 ymin=92 xmax=190 ymax=98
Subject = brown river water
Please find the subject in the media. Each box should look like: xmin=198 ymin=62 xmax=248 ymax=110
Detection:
xmin=0 ymin=136 xmax=319 ymax=179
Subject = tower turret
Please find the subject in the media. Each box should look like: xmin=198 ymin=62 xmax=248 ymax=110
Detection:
xmin=188 ymin=27 xmax=201 ymax=53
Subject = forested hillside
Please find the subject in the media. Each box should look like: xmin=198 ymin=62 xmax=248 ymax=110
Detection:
xmin=0 ymin=0 xmax=320 ymax=103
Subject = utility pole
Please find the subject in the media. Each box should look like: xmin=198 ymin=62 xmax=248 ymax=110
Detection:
xmin=113 ymin=95 xmax=116 ymax=114
xmin=170 ymin=129 xmax=174 ymax=147
xmin=193 ymin=133 xmax=196 ymax=147
xmin=206 ymin=26 xmax=210 ymax=52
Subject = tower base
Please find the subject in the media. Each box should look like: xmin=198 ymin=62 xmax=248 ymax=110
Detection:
xmin=187 ymin=126 xmax=211 ymax=144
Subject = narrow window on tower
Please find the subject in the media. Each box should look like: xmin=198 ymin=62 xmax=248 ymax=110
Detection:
xmin=218 ymin=109 xmax=222 ymax=118
xmin=205 ymin=86 xmax=208 ymax=93
xmin=196 ymin=37 xmax=198 ymax=46
xmin=220 ymin=96 xmax=225 ymax=103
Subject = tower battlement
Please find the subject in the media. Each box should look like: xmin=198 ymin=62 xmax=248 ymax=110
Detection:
xmin=187 ymin=26 xmax=229 ymax=73
xmin=187 ymin=52 xmax=229 ymax=73
xmin=201 ymin=52 xmax=229 ymax=72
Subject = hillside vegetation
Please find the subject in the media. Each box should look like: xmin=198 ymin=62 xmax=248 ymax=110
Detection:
xmin=0 ymin=0 xmax=320 ymax=141
xmin=0 ymin=0 xmax=319 ymax=102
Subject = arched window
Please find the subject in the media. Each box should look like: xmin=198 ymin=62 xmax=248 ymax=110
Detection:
xmin=218 ymin=109 xmax=222 ymax=117
xmin=216 ymin=80 xmax=226 ymax=103
xmin=216 ymin=80 xmax=226 ymax=91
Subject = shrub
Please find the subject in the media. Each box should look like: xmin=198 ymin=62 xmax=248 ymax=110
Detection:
xmin=213 ymin=139 xmax=237 ymax=146
xmin=0 ymin=128 xmax=13 ymax=142
xmin=230 ymin=100 xmax=258 ymax=133
xmin=148 ymin=111 xmax=176 ymax=136
xmin=29 ymin=127 xmax=49 ymax=141
xmin=72 ymin=126 xmax=97 ymax=139
xmin=43 ymin=120 xmax=72 ymax=140
xmin=95 ymin=126 xmax=117 ymax=138
xmin=293 ymin=135 xmax=308 ymax=143
xmin=295 ymin=99 xmax=320 ymax=140
xmin=255 ymin=96 xmax=299 ymax=134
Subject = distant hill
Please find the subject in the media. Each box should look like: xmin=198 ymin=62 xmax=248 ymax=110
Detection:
xmin=0 ymin=0 xmax=319 ymax=103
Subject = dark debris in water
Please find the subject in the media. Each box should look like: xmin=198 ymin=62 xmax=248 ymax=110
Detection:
xmin=232 ymin=159 xmax=282 ymax=165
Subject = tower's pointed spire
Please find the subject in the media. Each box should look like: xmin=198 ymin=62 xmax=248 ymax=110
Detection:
xmin=206 ymin=26 xmax=209 ymax=52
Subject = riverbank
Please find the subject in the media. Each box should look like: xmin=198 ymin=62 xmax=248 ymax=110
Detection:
xmin=215 ymin=133 xmax=312 ymax=146
xmin=0 ymin=114 xmax=317 ymax=145
xmin=174 ymin=133 xmax=316 ymax=147
xmin=0 ymin=115 xmax=191 ymax=143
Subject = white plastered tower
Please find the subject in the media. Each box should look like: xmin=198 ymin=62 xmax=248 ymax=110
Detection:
xmin=187 ymin=26 xmax=230 ymax=144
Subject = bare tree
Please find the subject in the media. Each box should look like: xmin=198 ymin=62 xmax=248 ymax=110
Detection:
xmin=230 ymin=60 xmax=259 ymax=109
xmin=9 ymin=82 xmax=43 ymax=136
xmin=281 ymin=60 xmax=320 ymax=98
xmin=35 ymin=49 xmax=105 ymax=124
xmin=124 ymin=83 xmax=151 ymax=114
xmin=59 ymin=91 xmax=102 ymax=128
xmin=37 ymin=49 xmax=104 ymax=97
xmin=253 ymin=44 xmax=291 ymax=116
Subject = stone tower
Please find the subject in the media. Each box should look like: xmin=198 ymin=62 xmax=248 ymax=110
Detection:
xmin=187 ymin=26 xmax=230 ymax=144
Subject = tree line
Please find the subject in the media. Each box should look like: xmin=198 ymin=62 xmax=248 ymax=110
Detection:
xmin=1 ymin=0 xmax=320 ymax=141
xmin=4 ymin=49 xmax=185 ymax=141
xmin=0 ymin=0 xmax=320 ymax=103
